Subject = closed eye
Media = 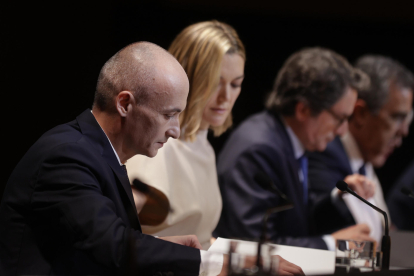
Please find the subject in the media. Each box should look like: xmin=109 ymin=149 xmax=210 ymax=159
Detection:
xmin=162 ymin=108 xmax=182 ymax=119
xmin=165 ymin=114 xmax=175 ymax=118
xmin=390 ymin=112 xmax=408 ymax=123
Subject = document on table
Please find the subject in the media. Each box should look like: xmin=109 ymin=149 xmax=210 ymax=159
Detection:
xmin=209 ymin=237 xmax=335 ymax=275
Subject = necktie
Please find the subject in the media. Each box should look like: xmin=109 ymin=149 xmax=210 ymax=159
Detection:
xmin=358 ymin=163 xmax=366 ymax=176
xmin=298 ymin=154 xmax=308 ymax=205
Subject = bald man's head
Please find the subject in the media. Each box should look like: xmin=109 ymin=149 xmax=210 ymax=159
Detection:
xmin=93 ymin=42 xmax=185 ymax=113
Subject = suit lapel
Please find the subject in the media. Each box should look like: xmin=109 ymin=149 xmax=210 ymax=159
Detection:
xmin=105 ymin=158 xmax=141 ymax=231
xmin=76 ymin=109 xmax=141 ymax=230
xmin=272 ymin=113 xmax=305 ymax=209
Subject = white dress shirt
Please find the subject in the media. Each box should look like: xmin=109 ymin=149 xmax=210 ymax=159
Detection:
xmin=340 ymin=131 xmax=390 ymax=245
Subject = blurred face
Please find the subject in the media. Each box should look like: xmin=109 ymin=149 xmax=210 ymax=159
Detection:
xmin=303 ymin=87 xmax=358 ymax=152
xmin=199 ymin=53 xmax=245 ymax=130
xmin=356 ymin=85 xmax=413 ymax=167
xmin=125 ymin=65 xmax=189 ymax=158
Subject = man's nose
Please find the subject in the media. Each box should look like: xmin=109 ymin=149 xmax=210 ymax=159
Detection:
xmin=400 ymin=109 xmax=413 ymax=137
xmin=400 ymin=119 xmax=410 ymax=137
xmin=167 ymin=117 xmax=181 ymax=139
xmin=335 ymin=120 xmax=349 ymax=136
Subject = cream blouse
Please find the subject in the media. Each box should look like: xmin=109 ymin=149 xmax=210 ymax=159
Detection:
xmin=126 ymin=130 xmax=222 ymax=250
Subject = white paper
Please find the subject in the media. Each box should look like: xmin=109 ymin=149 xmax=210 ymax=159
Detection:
xmin=209 ymin=237 xmax=335 ymax=275
xmin=342 ymin=193 xmax=382 ymax=245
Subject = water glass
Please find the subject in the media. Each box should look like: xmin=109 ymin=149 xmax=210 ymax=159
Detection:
xmin=335 ymin=239 xmax=376 ymax=273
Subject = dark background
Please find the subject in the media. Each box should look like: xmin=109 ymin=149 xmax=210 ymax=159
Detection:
xmin=2 ymin=0 xmax=414 ymax=202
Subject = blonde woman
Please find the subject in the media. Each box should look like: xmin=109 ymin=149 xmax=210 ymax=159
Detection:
xmin=126 ymin=20 xmax=245 ymax=250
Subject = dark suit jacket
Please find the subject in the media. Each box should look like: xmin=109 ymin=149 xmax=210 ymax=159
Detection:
xmin=213 ymin=111 xmax=327 ymax=250
xmin=307 ymin=136 xmax=356 ymax=234
xmin=0 ymin=110 xmax=200 ymax=276
xmin=387 ymin=159 xmax=414 ymax=231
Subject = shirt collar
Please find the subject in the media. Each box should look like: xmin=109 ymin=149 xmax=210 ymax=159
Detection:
xmin=340 ymin=131 xmax=364 ymax=173
xmin=91 ymin=110 xmax=123 ymax=166
xmin=282 ymin=118 xmax=305 ymax=159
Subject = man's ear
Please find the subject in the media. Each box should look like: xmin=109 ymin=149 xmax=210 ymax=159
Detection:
xmin=351 ymin=99 xmax=369 ymax=127
xmin=116 ymin=91 xmax=135 ymax=117
xmin=295 ymin=101 xmax=312 ymax=122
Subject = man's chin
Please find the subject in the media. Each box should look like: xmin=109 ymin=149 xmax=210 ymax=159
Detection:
xmin=146 ymin=150 xmax=158 ymax=158
xmin=138 ymin=148 xmax=158 ymax=158
xmin=316 ymin=145 xmax=328 ymax=152
xmin=371 ymin=155 xmax=387 ymax=168
xmin=308 ymin=142 xmax=328 ymax=152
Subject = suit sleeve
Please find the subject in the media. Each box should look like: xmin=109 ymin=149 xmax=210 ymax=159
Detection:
xmin=31 ymin=142 xmax=200 ymax=276
xmin=214 ymin=144 xmax=327 ymax=250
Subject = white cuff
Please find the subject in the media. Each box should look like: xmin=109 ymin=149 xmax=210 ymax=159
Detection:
xmin=199 ymin=250 xmax=223 ymax=276
xmin=322 ymin=235 xmax=336 ymax=251
xmin=331 ymin=188 xmax=340 ymax=200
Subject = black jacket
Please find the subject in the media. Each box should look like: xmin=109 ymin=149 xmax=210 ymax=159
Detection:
xmin=0 ymin=109 xmax=200 ymax=276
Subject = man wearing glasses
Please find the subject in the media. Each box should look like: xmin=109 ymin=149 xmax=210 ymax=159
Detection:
xmin=214 ymin=47 xmax=375 ymax=250
xmin=308 ymin=55 xmax=414 ymax=244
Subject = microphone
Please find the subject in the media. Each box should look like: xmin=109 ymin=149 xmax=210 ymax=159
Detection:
xmin=401 ymin=186 xmax=414 ymax=199
xmin=336 ymin=180 xmax=391 ymax=270
xmin=132 ymin=179 xmax=172 ymax=225
xmin=253 ymin=172 xmax=294 ymax=272
xmin=132 ymin=179 xmax=150 ymax=194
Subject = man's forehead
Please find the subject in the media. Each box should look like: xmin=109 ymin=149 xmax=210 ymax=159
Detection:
xmin=387 ymin=86 xmax=413 ymax=105
xmin=331 ymin=87 xmax=358 ymax=114
xmin=148 ymin=89 xmax=187 ymax=109
xmin=397 ymin=87 xmax=413 ymax=98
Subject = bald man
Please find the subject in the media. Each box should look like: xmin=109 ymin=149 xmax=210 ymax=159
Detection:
xmin=0 ymin=42 xmax=303 ymax=276
xmin=0 ymin=42 xmax=199 ymax=275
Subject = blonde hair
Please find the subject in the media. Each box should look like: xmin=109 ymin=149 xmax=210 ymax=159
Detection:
xmin=169 ymin=20 xmax=245 ymax=141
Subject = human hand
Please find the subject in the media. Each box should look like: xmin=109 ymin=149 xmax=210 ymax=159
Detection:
xmin=276 ymin=255 xmax=305 ymax=275
xmin=332 ymin=223 xmax=376 ymax=243
xmin=158 ymin=235 xmax=202 ymax=249
xmin=210 ymin=237 xmax=217 ymax=245
xmin=343 ymin=174 xmax=375 ymax=200
xmin=218 ymin=254 xmax=304 ymax=276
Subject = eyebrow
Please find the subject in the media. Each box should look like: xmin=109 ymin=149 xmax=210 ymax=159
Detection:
xmin=220 ymin=75 xmax=245 ymax=80
xmin=164 ymin=108 xmax=182 ymax=113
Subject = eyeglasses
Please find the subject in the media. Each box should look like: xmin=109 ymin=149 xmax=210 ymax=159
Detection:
xmin=326 ymin=108 xmax=350 ymax=128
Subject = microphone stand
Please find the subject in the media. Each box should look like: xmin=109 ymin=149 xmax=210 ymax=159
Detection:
xmin=228 ymin=173 xmax=294 ymax=276
xmin=256 ymin=204 xmax=294 ymax=274
xmin=253 ymin=172 xmax=295 ymax=274
xmin=337 ymin=181 xmax=390 ymax=270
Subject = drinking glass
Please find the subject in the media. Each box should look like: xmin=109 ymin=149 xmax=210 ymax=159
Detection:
xmin=228 ymin=242 xmax=278 ymax=275
xmin=335 ymin=239 xmax=376 ymax=273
